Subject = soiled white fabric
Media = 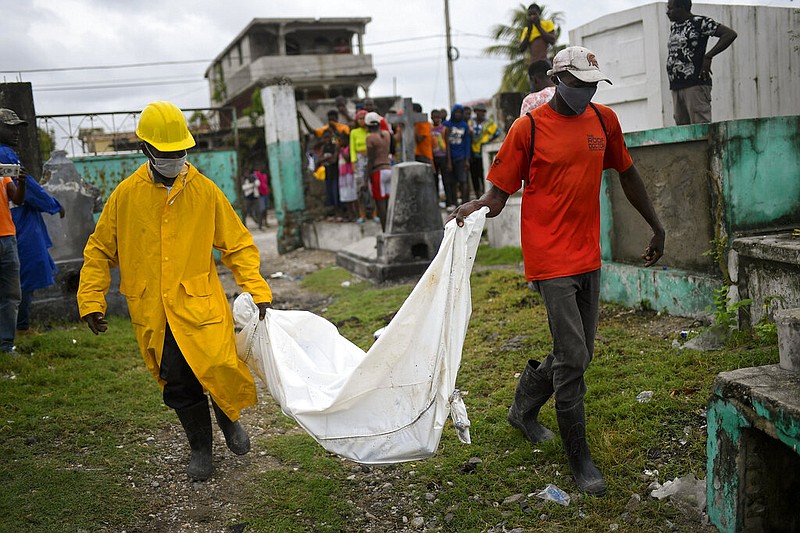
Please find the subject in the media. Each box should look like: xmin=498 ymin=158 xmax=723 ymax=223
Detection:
xmin=233 ymin=208 xmax=487 ymax=464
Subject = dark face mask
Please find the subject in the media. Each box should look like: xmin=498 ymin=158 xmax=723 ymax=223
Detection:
xmin=556 ymin=78 xmax=597 ymax=115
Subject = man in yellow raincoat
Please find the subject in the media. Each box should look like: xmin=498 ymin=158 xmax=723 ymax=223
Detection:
xmin=77 ymin=101 xmax=272 ymax=481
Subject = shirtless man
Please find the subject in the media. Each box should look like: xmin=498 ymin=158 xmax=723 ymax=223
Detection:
xmin=518 ymin=3 xmax=557 ymax=64
xmin=364 ymin=111 xmax=392 ymax=231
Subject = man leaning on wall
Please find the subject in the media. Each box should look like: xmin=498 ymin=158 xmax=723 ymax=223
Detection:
xmin=666 ymin=0 xmax=737 ymax=125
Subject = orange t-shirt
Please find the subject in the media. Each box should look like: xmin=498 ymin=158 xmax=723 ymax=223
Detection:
xmin=487 ymin=103 xmax=632 ymax=281
xmin=414 ymin=122 xmax=434 ymax=161
xmin=1 ymin=176 xmax=15 ymax=236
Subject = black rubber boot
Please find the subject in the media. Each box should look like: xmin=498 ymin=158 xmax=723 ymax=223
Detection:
xmin=175 ymin=398 xmax=214 ymax=481
xmin=211 ymin=397 xmax=251 ymax=455
xmin=556 ymin=401 xmax=607 ymax=496
xmin=507 ymin=359 xmax=556 ymax=444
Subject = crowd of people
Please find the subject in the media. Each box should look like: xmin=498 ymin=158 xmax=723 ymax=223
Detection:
xmin=308 ymin=96 xmax=502 ymax=230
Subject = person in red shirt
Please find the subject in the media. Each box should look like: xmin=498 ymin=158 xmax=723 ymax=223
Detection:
xmin=449 ymin=47 xmax=665 ymax=496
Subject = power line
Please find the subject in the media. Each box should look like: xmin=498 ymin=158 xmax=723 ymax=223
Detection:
xmin=453 ymin=30 xmax=496 ymax=40
xmin=364 ymin=34 xmax=445 ymax=46
xmin=1 ymin=59 xmax=212 ymax=75
xmin=4 ymin=35 xmax=449 ymax=75
xmin=34 ymin=79 xmax=207 ymax=92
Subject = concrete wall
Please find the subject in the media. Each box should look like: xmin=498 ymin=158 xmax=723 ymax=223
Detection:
xmin=72 ymin=150 xmax=239 ymax=206
xmin=731 ymin=234 xmax=800 ymax=326
xmin=0 ymin=82 xmax=43 ymax=181
xmin=608 ymin=135 xmax=716 ymax=274
xmin=570 ymin=3 xmax=800 ymax=132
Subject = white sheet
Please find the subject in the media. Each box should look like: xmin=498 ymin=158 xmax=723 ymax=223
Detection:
xmin=233 ymin=208 xmax=487 ymax=464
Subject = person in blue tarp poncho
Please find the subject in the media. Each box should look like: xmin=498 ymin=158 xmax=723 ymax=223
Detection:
xmin=0 ymin=112 xmax=65 ymax=334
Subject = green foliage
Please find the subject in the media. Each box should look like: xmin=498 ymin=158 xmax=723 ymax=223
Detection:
xmin=38 ymin=126 xmax=56 ymax=162
xmin=211 ymin=63 xmax=227 ymax=104
xmin=483 ymin=3 xmax=565 ymax=93
xmin=709 ymin=285 xmax=751 ymax=332
xmin=702 ymin=235 xmax=728 ymax=264
xmin=243 ymin=88 xmax=264 ymax=126
xmin=302 ymin=267 xmax=414 ymax=348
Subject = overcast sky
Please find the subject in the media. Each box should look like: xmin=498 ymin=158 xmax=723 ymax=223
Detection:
xmin=0 ymin=0 xmax=794 ymax=119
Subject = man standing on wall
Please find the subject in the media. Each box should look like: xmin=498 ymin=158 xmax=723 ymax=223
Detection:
xmin=518 ymin=3 xmax=557 ymax=64
xmin=666 ymin=0 xmax=737 ymax=125
xmin=448 ymin=47 xmax=665 ymax=496
xmin=78 ymin=101 xmax=273 ymax=481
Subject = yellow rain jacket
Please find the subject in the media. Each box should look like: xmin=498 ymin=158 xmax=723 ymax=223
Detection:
xmin=77 ymin=163 xmax=272 ymax=421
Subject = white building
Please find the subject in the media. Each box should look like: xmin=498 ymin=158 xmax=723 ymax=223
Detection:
xmin=569 ymin=2 xmax=800 ymax=131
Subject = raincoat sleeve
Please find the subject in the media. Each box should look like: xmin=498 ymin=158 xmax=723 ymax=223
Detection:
xmin=212 ymin=187 xmax=272 ymax=304
xmin=77 ymin=190 xmax=120 ymax=317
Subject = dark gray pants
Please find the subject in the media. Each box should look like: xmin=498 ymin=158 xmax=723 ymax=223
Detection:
xmin=531 ymin=269 xmax=600 ymax=410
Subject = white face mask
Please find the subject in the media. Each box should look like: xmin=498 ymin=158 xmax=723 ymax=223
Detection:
xmin=145 ymin=146 xmax=186 ymax=178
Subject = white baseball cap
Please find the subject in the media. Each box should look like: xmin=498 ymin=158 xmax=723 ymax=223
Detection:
xmin=364 ymin=111 xmax=382 ymax=126
xmin=547 ymin=46 xmax=612 ymax=85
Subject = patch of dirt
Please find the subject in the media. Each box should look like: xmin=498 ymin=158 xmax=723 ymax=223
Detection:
xmin=599 ymin=305 xmax=707 ymax=341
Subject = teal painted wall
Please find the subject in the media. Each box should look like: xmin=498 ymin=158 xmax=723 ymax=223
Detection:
xmin=601 ymin=262 xmax=719 ymax=316
xmin=719 ymin=116 xmax=800 ymax=232
xmin=72 ymin=150 xmax=239 ymax=206
xmin=598 ymin=115 xmax=800 ymax=317
xmin=266 ymin=141 xmax=304 ymax=218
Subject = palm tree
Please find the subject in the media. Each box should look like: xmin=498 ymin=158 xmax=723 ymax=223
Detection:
xmin=484 ymin=3 xmax=565 ymax=93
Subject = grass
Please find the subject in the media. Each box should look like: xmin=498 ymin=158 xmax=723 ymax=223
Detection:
xmin=0 ymin=244 xmax=780 ymax=531
xmin=0 ymin=317 xmax=171 ymax=530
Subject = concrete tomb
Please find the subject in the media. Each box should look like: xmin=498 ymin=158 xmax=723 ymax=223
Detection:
xmin=336 ymin=162 xmax=444 ymax=282
xmin=35 ymin=151 xmax=127 ymax=321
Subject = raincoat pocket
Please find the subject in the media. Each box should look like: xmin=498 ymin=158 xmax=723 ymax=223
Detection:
xmin=178 ymin=273 xmax=223 ymax=326
xmin=120 ymin=278 xmax=148 ymax=326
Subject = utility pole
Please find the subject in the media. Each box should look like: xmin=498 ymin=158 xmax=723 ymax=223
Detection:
xmin=444 ymin=0 xmax=456 ymax=109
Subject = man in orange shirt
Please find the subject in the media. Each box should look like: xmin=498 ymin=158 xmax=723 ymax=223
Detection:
xmin=315 ymin=109 xmax=350 ymax=139
xmin=449 ymin=47 xmax=665 ymax=496
xmin=0 ymin=109 xmax=28 ymax=353
xmin=412 ymin=103 xmax=433 ymax=165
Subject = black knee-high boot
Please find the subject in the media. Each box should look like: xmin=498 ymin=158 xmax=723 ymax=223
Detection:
xmin=211 ymin=397 xmax=251 ymax=455
xmin=507 ymin=359 xmax=556 ymax=444
xmin=556 ymin=401 xmax=607 ymax=496
xmin=175 ymin=397 xmax=213 ymax=481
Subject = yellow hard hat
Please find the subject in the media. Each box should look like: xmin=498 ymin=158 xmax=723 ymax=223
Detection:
xmin=135 ymin=100 xmax=196 ymax=152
